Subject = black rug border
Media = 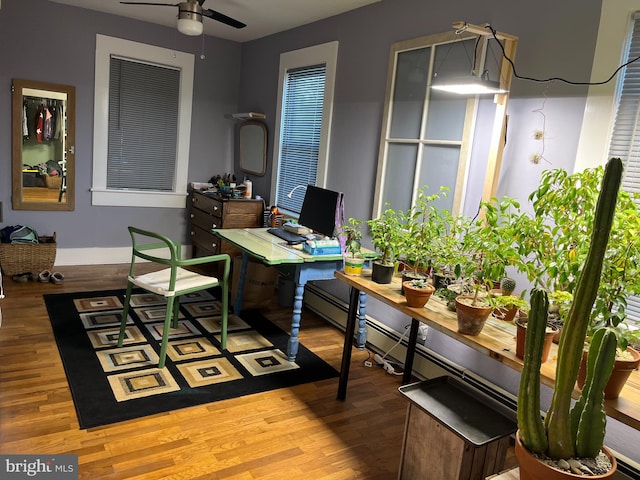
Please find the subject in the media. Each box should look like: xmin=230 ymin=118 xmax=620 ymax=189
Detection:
xmin=44 ymin=288 xmax=338 ymax=429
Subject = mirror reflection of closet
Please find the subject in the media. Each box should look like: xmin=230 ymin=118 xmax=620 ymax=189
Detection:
xmin=239 ymin=120 xmax=267 ymax=176
xmin=12 ymin=78 xmax=75 ymax=211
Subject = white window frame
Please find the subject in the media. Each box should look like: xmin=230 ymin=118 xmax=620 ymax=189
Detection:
xmin=575 ymin=0 xmax=640 ymax=172
xmin=270 ymin=41 xmax=339 ymax=210
xmin=577 ymin=0 xmax=640 ymax=326
xmin=92 ymin=34 xmax=194 ymax=207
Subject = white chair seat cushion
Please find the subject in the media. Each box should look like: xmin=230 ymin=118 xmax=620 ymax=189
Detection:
xmin=129 ymin=267 xmax=219 ymax=297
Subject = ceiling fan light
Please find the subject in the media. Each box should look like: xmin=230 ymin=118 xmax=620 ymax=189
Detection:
xmin=177 ymin=17 xmax=203 ymax=36
xmin=431 ymin=75 xmax=508 ymax=95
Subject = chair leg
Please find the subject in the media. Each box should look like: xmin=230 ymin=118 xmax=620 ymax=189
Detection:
xmin=117 ymin=282 xmax=134 ymax=347
xmin=158 ymin=297 xmax=175 ymax=369
xmin=171 ymin=297 xmax=180 ymax=329
xmin=220 ymin=282 xmax=228 ymax=350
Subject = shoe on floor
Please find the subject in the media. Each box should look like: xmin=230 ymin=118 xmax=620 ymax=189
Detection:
xmin=50 ymin=272 xmax=64 ymax=284
xmin=12 ymin=273 xmax=31 ymax=283
xmin=38 ymin=270 xmax=52 ymax=283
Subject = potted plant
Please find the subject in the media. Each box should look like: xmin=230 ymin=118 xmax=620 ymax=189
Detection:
xmin=491 ymin=290 xmax=530 ymax=323
xmin=402 ymin=278 xmax=436 ymax=308
xmin=400 ymin=186 xmax=450 ymax=278
xmin=428 ymin=209 xmax=471 ymax=289
xmin=514 ymin=316 xmax=558 ymax=364
xmin=367 ymin=205 xmax=404 ymax=284
xmin=338 ymin=217 xmax=365 ymax=276
xmin=510 ymin=162 xmax=640 ymax=396
xmin=516 ymin=157 xmax=624 ymax=479
xmin=454 ymin=196 xmax=521 ymax=336
xmin=435 ymin=286 xmax=459 ymax=311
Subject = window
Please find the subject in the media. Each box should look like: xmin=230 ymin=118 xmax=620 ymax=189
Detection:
xmin=92 ymin=35 xmax=194 ymax=207
xmin=373 ymin=30 xmax=487 ymax=217
xmin=578 ymin=1 xmax=640 ymax=325
xmin=607 ymin=12 xmax=640 ymax=325
xmin=271 ymin=42 xmax=338 ymax=213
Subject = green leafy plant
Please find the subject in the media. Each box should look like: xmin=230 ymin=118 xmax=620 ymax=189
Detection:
xmin=456 ymin=196 xmax=521 ymax=307
xmin=518 ymin=157 xmax=623 ymax=465
xmin=400 ymin=185 xmax=450 ymax=273
xmin=488 ymin=293 xmax=530 ymax=312
xmin=509 ymin=163 xmax=640 ymax=350
xmin=367 ymin=205 xmax=404 ymax=266
xmin=338 ymin=217 xmax=363 ymax=258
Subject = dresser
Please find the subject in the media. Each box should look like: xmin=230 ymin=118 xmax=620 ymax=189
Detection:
xmin=189 ymin=191 xmax=263 ymax=260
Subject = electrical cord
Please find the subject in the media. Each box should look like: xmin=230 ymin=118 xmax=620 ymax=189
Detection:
xmin=484 ymin=23 xmax=640 ymax=86
xmin=374 ymin=324 xmax=411 ymax=376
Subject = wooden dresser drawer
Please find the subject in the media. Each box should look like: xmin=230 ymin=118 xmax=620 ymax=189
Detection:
xmin=190 ymin=225 xmax=220 ymax=252
xmin=191 ymin=193 xmax=223 ymax=217
xmin=190 ymin=207 xmax=222 ymax=230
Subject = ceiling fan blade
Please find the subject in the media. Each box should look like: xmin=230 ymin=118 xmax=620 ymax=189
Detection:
xmin=120 ymin=2 xmax=179 ymax=6
xmin=202 ymin=8 xmax=246 ymax=29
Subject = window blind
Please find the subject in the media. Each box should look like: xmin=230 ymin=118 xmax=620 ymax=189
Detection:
xmin=607 ymin=13 xmax=640 ymax=325
xmin=107 ymin=57 xmax=180 ymax=191
xmin=276 ymin=64 xmax=326 ymax=213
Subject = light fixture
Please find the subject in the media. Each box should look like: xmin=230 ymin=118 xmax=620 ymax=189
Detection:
xmin=431 ymin=70 xmax=508 ymax=95
xmin=287 ymin=185 xmax=307 ymax=199
xmin=176 ymin=2 xmax=204 ymax=36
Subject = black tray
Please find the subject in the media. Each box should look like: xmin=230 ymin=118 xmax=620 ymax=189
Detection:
xmin=399 ymin=376 xmax=517 ymax=446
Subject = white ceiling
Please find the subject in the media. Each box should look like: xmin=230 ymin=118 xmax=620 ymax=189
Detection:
xmin=49 ymin=0 xmax=381 ymax=43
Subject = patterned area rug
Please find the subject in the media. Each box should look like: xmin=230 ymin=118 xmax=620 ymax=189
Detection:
xmin=44 ymin=289 xmax=338 ymax=429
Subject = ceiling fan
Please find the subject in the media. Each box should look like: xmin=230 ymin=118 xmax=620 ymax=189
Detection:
xmin=120 ymin=0 xmax=246 ymax=36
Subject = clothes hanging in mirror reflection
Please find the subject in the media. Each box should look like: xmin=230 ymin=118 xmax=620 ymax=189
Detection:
xmin=23 ymin=97 xmax=63 ymax=143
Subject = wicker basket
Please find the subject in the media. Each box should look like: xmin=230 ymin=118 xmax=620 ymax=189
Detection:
xmin=45 ymin=175 xmax=62 ymax=189
xmin=0 ymin=233 xmax=57 ymax=276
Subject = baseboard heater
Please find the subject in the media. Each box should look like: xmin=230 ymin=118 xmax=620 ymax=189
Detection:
xmin=302 ymin=283 xmax=640 ymax=480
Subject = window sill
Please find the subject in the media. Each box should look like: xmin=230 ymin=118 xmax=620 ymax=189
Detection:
xmin=91 ymin=189 xmax=187 ymax=208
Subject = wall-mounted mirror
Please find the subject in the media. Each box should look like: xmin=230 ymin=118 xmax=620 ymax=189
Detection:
xmin=12 ymin=78 xmax=75 ymax=211
xmin=239 ymin=120 xmax=267 ymax=176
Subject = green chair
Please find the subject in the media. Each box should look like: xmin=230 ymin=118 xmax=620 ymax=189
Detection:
xmin=117 ymin=226 xmax=230 ymax=368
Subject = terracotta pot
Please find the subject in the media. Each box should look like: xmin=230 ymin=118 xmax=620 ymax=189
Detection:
xmin=515 ymin=431 xmax=617 ymax=480
xmin=402 ymin=281 xmax=435 ymax=308
xmin=371 ymin=261 xmax=394 ymax=284
xmin=489 ymin=290 xmax=521 ymax=322
xmin=515 ymin=318 xmax=558 ymax=363
xmin=400 ymin=271 xmax=429 ymax=294
xmin=455 ymin=295 xmax=492 ymax=336
xmin=577 ymin=346 xmax=640 ymax=399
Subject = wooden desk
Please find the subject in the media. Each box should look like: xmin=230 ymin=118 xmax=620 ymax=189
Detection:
xmin=334 ymin=271 xmax=640 ymax=432
xmin=213 ymin=228 xmax=374 ymax=361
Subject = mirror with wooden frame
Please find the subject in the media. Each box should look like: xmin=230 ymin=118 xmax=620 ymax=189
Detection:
xmin=239 ymin=120 xmax=267 ymax=176
xmin=12 ymin=78 xmax=75 ymax=211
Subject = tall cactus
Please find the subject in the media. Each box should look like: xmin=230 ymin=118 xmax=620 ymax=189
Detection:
xmin=517 ymin=157 xmax=623 ymax=460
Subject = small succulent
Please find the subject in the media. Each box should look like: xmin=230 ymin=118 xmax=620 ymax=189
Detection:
xmin=409 ymin=278 xmax=429 ymax=289
xmin=500 ymin=276 xmax=516 ymax=296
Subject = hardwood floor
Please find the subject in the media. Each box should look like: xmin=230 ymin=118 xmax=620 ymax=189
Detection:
xmin=0 ymin=265 xmax=409 ymax=479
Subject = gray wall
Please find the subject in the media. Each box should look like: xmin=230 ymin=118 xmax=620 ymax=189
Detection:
xmin=0 ymin=0 xmax=241 ymax=247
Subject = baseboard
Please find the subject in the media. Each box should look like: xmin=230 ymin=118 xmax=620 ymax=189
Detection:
xmin=54 ymin=246 xmax=191 ymax=266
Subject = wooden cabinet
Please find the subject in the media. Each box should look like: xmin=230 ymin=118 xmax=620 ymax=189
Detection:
xmin=189 ymin=191 xmax=263 ymax=259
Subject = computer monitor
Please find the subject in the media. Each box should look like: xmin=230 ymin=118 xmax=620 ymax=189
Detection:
xmin=298 ymin=185 xmax=341 ymax=238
